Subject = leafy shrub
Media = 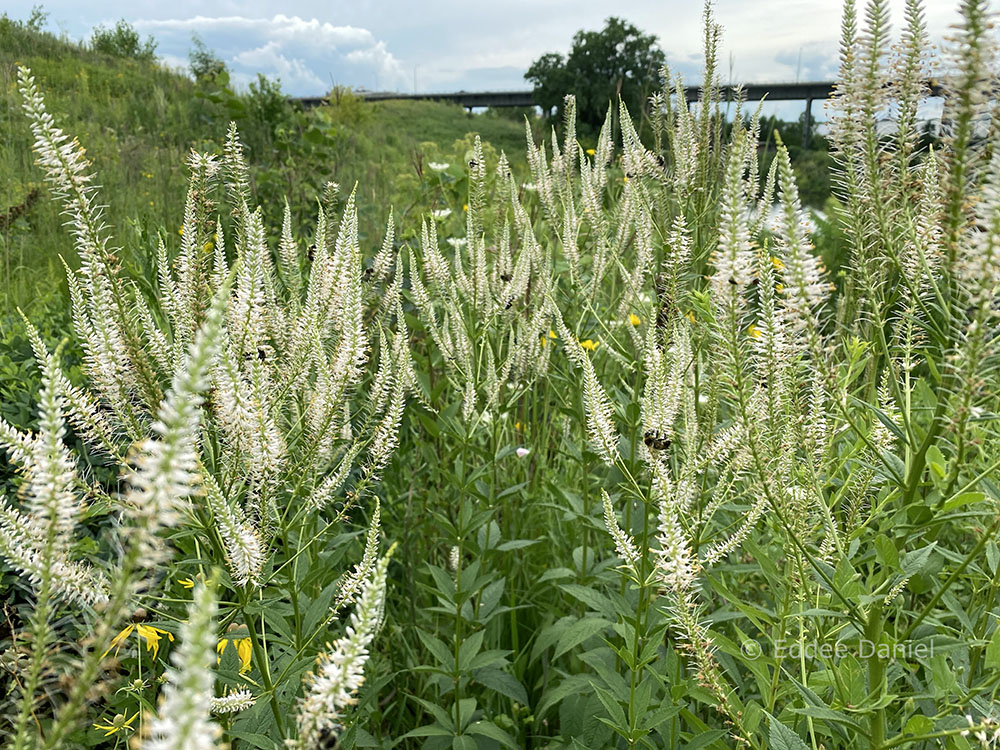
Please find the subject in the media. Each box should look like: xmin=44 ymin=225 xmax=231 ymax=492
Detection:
xmin=188 ymin=35 xmax=227 ymax=84
xmin=90 ymin=19 xmax=157 ymax=63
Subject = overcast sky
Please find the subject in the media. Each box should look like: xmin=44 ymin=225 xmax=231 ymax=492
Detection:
xmin=6 ymin=1 xmax=968 ymax=97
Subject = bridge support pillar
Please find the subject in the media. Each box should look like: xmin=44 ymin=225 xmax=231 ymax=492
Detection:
xmin=802 ymin=96 xmax=813 ymax=149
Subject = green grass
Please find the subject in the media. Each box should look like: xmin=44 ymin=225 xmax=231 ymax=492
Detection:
xmin=0 ymin=15 xmax=537 ymax=317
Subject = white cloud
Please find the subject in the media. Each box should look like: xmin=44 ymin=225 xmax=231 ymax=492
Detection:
xmin=130 ymin=13 xmax=406 ymax=94
xmin=231 ymin=41 xmax=327 ymax=91
xmin=17 ymin=0 xmax=964 ymax=97
xmin=156 ymin=52 xmax=191 ymax=74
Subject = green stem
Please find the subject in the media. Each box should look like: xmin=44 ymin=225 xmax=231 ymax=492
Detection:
xmin=241 ymin=593 xmax=286 ymax=737
xmin=865 ymin=601 xmax=886 ymax=750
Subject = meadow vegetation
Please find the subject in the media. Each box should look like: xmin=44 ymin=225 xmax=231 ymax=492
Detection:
xmin=1 ymin=1 xmax=1000 ymax=749
xmin=0 ymin=14 xmax=533 ymax=317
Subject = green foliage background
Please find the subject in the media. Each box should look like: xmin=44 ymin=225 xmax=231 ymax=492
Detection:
xmin=0 ymin=10 xmax=946 ymax=750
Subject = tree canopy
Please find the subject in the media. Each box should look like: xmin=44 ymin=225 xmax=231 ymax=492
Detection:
xmin=90 ymin=19 xmax=157 ymax=63
xmin=525 ymin=17 xmax=665 ymax=132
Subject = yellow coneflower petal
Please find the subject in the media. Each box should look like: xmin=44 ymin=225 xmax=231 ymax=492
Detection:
xmin=93 ymin=723 xmax=118 ymax=737
xmin=236 ymin=637 xmax=253 ymax=673
xmin=136 ymin=624 xmax=172 ymax=660
xmin=102 ymin=624 xmax=134 ymax=660
xmin=178 ymin=577 xmax=195 ymax=589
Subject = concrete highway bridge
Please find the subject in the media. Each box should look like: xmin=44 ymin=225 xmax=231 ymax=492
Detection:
xmin=293 ymin=81 xmax=947 ymax=147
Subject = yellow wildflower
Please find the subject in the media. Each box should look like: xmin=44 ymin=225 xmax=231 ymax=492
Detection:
xmin=217 ymin=636 xmax=253 ymax=673
xmin=463 ymin=203 xmax=469 ymax=212
xmin=776 ymin=283 xmax=785 ymax=293
xmin=93 ymin=711 xmax=138 ymax=737
xmin=178 ymin=227 xmax=184 ymax=236
xmin=580 ymin=339 xmax=599 ymax=352
xmin=629 ymin=313 xmax=641 ymax=326
xmin=136 ymin=624 xmax=173 ymax=660
xmin=586 ymin=148 xmax=596 ymax=156
xmin=103 ymin=623 xmax=174 ymax=660
xmin=237 ymin=638 xmax=252 ymax=671
xmin=203 ymin=241 xmax=214 ymax=252
xmin=748 ymin=324 xmax=762 ymax=339
xmin=686 ymin=312 xmax=696 ymax=323
xmin=515 ymin=422 xmax=522 ymax=430
xmin=548 ymin=330 xmax=557 ymax=339
xmin=178 ymin=577 xmax=195 ymax=589
xmin=771 ymin=256 xmax=784 ymax=270
xmin=104 ymin=626 xmax=133 ymax=659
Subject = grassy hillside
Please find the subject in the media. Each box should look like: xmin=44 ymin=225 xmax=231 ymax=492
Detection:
xmin=0 ymin=14 xmax=536 ymax=317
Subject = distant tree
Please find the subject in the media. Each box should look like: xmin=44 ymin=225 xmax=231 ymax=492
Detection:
xmin=189 ymin=35 xmax=227 ymax=84
xmin=247 ymin=74 xmax=290 ymax=134
xmin=25 ymin=5 xmax=47 ymax=32
xmin=90 ymin=19 xmax=157 ymax=63
xmin=525 ymin=17 xmax=665 ymax=131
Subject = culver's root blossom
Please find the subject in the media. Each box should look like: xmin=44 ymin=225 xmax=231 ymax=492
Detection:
xmin=3 ymin=0 xmax=1000 ymax=746
xmin=3 ymin=67 xmax=407 ymax=747
xmin=141 ymin=580 xmax=221 ymax=750
xmin=295 ymin=546 xmax=392 ymax=747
